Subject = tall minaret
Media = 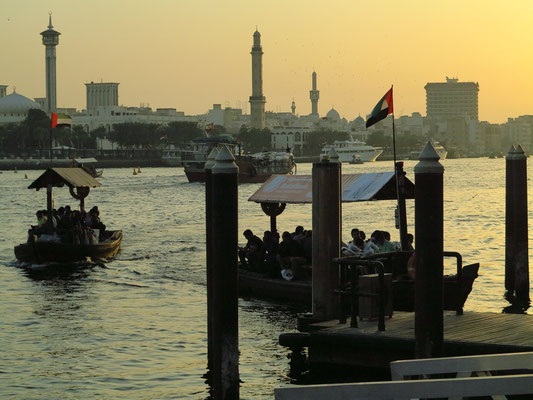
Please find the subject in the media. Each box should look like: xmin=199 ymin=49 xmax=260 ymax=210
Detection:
xmin=41 ymin=14 xmax=60 ymax=113
xmin=291 ymin=99 xmax=296 ymax=115
xmin=309 ymin=71 xmax=320 ymax=116
xmin=249 ymin=29 xmax=266 ymax=129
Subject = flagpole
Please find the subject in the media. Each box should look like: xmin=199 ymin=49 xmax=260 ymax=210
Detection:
xmin=391 ymin=86 xmax=408 ymax=250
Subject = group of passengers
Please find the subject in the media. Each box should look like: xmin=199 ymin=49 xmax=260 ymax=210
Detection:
xmin=238 ymin=226 xmax=312 ymax=281
xmin=28 ymin=205 xmax=107 ymax=245
xmin=239 ymin=225 xmax=415 ymax=281
xmin=342 ymin=228 xmax=414 ymax=256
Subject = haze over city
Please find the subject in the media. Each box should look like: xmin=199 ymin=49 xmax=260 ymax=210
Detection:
xmin=2 ymin=1 xmax=533 ymax=122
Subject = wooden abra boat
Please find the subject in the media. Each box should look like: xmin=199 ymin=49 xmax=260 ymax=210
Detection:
xmin=238 ymin=259 xmax=479 ymax=312
xmin=15 ymin=230 xmax=122 ymax=263
xmin=14 ymin=167 xmax=122 ymax=263
xmin=240 ymin=173 xmax=479 ymax=311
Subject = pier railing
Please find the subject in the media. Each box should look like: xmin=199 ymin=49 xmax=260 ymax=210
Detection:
xmin=333 ymin=250 xmax=467 ymax=329
xmin=333 ymin=258 xmax=389 ymax=331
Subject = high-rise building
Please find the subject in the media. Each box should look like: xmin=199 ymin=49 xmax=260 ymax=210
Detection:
xmin=309 ymin=71 xmax=319 ymax=116
xmin=249 ymin=30 xmax=266 ymax=129
xmin=85 ymin=82 xmax=119 ymax=111
xmin=40 ymin=14 xmax=60 ymax=113
xmin=425 ymin=77 xmax=479 ymax=121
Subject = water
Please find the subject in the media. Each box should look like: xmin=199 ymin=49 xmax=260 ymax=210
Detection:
xmin=0 ymin=159 xmax=531 ymax=399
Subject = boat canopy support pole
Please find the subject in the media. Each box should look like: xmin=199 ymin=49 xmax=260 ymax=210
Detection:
xmin=69 ymin=186 xmax=90 ymax=213
xmin=260 ymin=202 xmax=286 ymax=234
xmin=414 ymin=142 xmax=444 ymax=359
xmin=46 ymin=184 xmax=53 ymax=218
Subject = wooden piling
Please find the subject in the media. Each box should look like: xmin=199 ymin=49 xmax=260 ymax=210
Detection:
xmin=505 ymin=145 xmax=529 ymax=307
xmin=505 ymin=145 xmax=517 ymax=292
xmin=312 ymin=150 xmax=341 ymax=321
xmin=414 ymin=142 xmax=444 ymax=359
xmin=210 ymin=145 xmax=239 ymax=399
xmin=205 ymin=147 xmax=219 ymax=374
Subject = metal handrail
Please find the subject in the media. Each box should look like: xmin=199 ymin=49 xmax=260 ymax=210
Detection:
xmin=333 ymin=258 xmax=387 ymax=331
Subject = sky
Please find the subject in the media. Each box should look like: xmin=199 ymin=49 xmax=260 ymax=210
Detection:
xmin=2 ymin=0 xmax=533 ymax=123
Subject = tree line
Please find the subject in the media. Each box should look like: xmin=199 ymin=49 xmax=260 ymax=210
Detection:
xmin=1 ymin=109 xmax=425 ymax=157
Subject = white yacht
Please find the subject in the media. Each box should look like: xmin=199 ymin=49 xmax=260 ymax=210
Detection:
xmin=321 ymin=139 xmax=383 ymax=162
xmin=409 ymin=141 xmax=448 ymax=160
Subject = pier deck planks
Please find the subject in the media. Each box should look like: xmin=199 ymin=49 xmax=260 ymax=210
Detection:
xmin=306 ymin=311 xmax=533 ymax=368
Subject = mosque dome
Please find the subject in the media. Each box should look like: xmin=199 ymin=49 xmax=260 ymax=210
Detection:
xmin=0 ymin=92 xmax=41 ymax=114
xmin=326 ymin=108 xmax=341 ymax=121
xmin=352 ymin=115 xmax=365 ymax=126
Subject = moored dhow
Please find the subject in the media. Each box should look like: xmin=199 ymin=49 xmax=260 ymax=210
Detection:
xmin=182 ymin=136 xmax=296 ymax=183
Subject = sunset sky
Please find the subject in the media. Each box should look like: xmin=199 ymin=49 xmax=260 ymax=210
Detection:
xmin=2 ymin=1 xmax=533 ymax=123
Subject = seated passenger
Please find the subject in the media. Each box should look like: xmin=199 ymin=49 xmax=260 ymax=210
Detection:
xmin=380 ymin=231 xmax=395 ymax=253
xmin=292 ymin=225 xmax=306 ymax=244
xmin=238 ymin=229 xmax=264 ymax=271
xmin=277 ymin=231 xmax=306 ymax=279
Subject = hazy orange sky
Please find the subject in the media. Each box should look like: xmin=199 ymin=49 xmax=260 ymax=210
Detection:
xmin=2 ymin=1 xmax=533 ymax=123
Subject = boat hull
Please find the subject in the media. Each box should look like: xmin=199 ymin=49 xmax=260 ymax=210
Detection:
xmin=238 ymin=263 xmax=479 ymax=311
xmin=184 ymin=157 xmax=295 ymax=184
xmin=185 ymin=169 xmax=270 ymax=183
xmin=14 ymin=230 xmax=123 ymax=263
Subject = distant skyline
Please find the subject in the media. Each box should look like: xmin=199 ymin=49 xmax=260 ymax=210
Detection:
xmin=2 ymin=1 xmax=533 ymax=123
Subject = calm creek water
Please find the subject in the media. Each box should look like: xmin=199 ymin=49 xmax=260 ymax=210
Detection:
xmin=0 ymin=158 xmax=530 ymax=399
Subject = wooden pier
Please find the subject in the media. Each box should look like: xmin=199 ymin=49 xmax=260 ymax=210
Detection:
xmin=291 ymin=311 xmax=533 ymax=369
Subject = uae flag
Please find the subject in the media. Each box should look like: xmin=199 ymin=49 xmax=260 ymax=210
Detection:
xmin=366 ymin=87 xmax=393 ymax=128
xmin=51 ymin=112 xmax=72 ymax=128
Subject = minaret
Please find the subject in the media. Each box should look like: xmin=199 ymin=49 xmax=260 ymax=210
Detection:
xmin=291 ymin=99 xmax=296 ymax=115
xmin=310 ymin=71 xmax=320 ymax=116
xmin=41 ymin=14 xmax=60 ymax=113
xmin=249 ymin=29 xmax=266 ymax=129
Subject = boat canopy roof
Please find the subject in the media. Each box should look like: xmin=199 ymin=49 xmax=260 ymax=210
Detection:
xmin=73 ymin=157 xmax=98 ymax=164
xmin=28 ymin=168 xmax=101 ymax=190
xmin=248 ymin=172 xmax=414 ymax=204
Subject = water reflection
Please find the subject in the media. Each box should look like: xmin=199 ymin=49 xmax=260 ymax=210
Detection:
xmin=502 ymin=290 xmax=530 ymax=314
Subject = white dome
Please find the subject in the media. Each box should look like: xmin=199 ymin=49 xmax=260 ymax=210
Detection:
xmin=0 ymin=92 xmax=41 ymax=114
xmin=326 ymin=108 xmax=340 ymax=121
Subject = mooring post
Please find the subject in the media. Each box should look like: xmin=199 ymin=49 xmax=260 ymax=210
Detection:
xmin=505 ymin=145 xmax=530 ymax=307
xmin=395 ymin=161 xmax=409 ymax=250
xmin=205 ymin=147 xmax=219 ymax=375
xmin=414 ymin=142 xmax=444 ymax=359
xmin=210 ymin=145 xmax=239 ymax=399
xmin=505 ymin=145 xmax=517 ymax=292
xmin=312 ymin=149 xmax=341 ymax=321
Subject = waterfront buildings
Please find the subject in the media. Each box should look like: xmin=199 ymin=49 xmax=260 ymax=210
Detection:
xmin=425 ymin=77 xmax=479 ymax=121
